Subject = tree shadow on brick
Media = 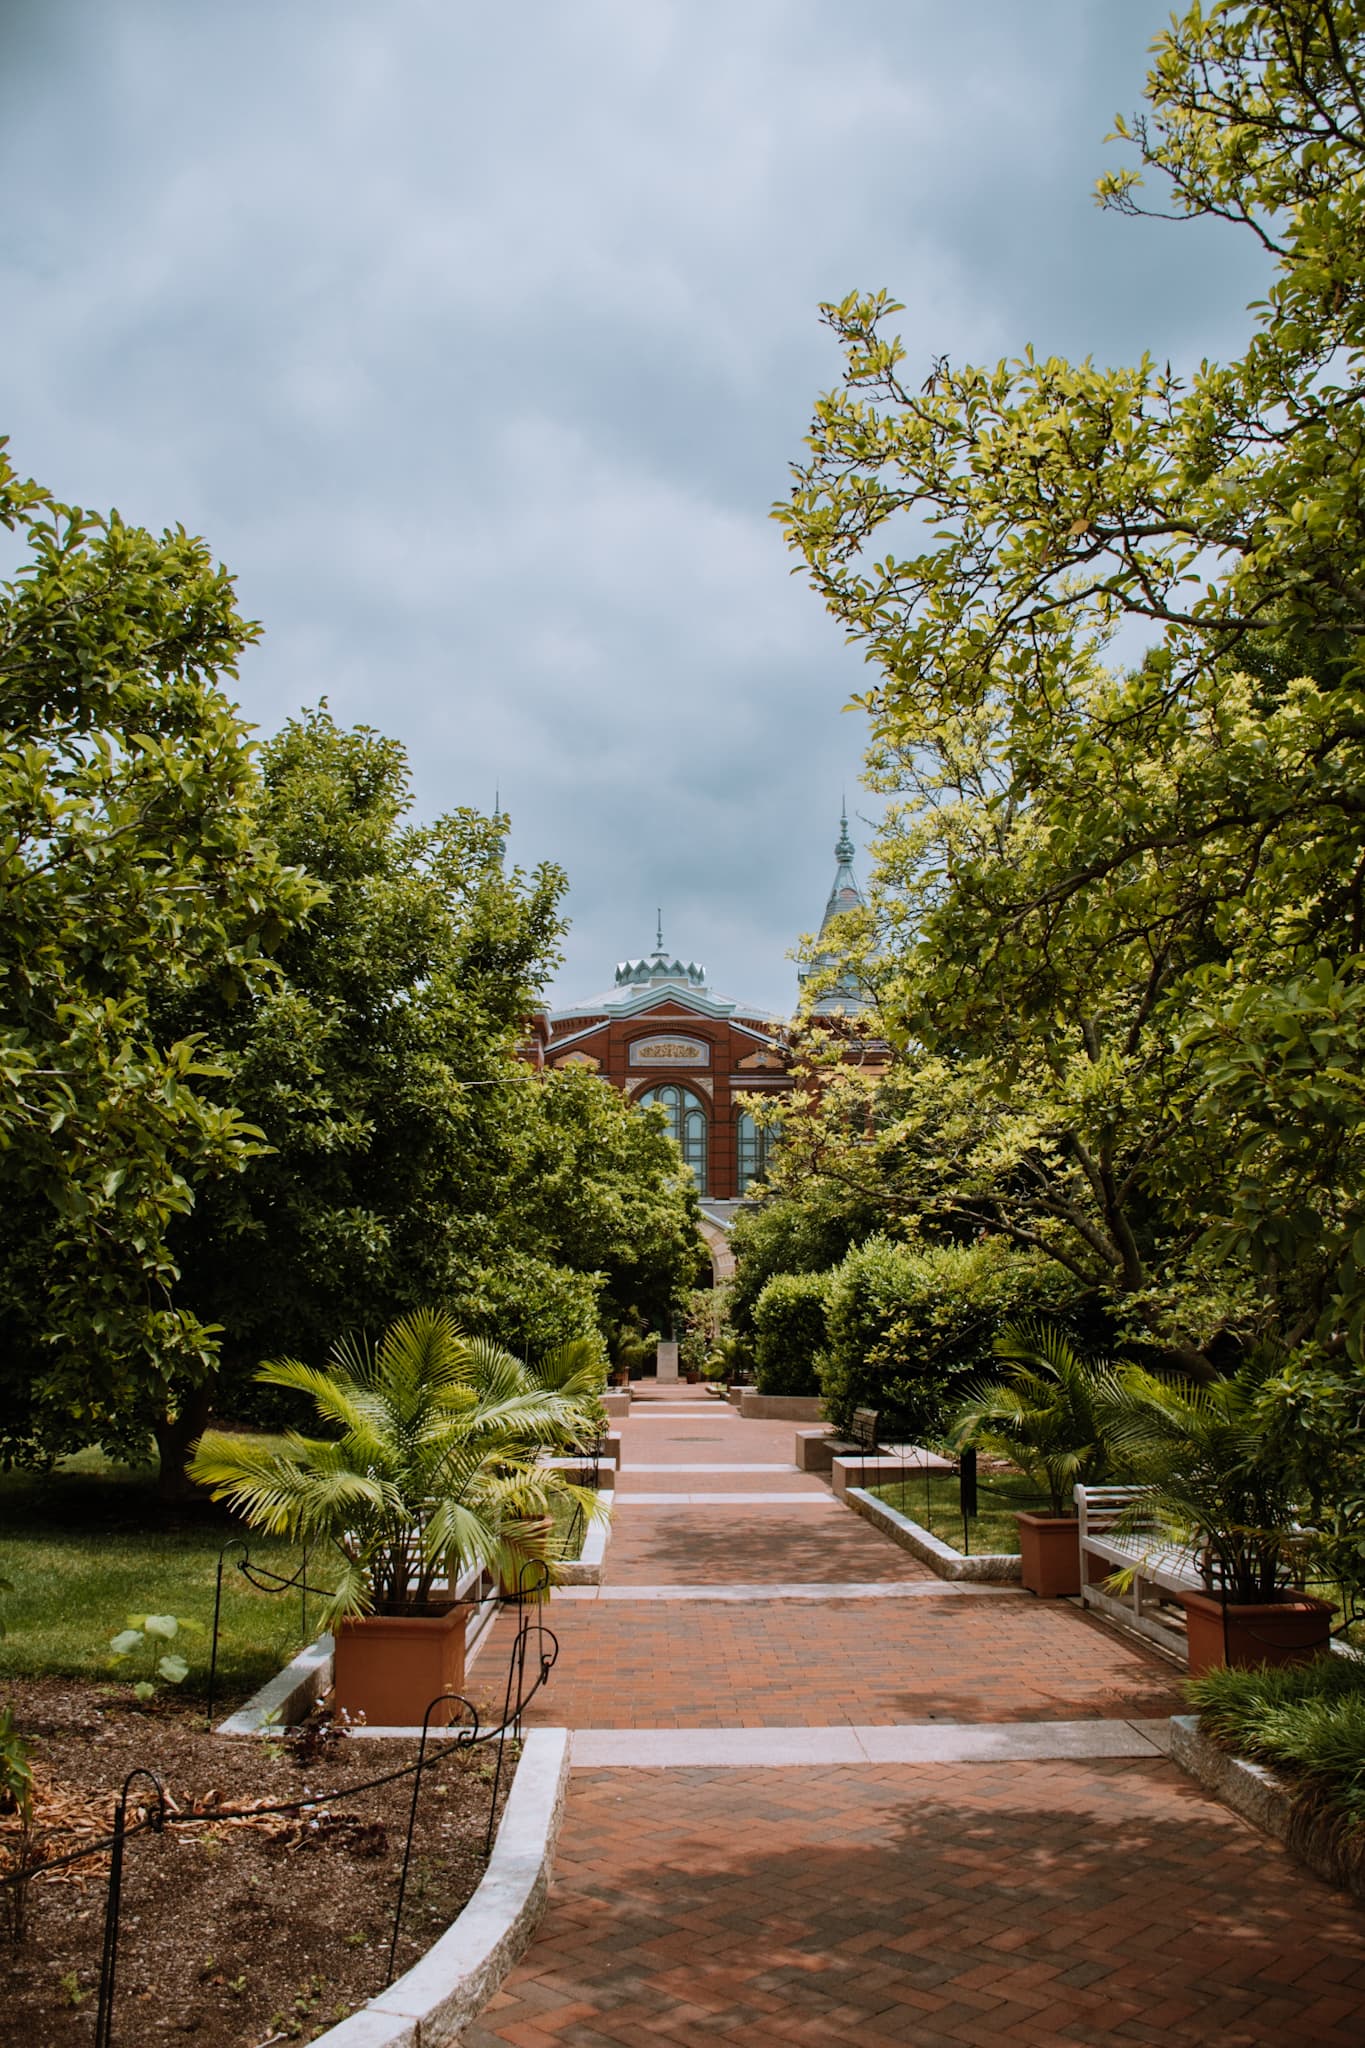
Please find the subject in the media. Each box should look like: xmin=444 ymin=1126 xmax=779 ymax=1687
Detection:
xmin=464 ymin=1760 xmax=1365 ymax=2047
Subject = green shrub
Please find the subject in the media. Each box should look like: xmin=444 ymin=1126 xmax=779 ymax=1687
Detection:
xmin=820 ymin=1236 xmax=1077 ymax=1440
xmin=753 ymin=1270 xmax=833 ymax=1396
xmin=1188 ymin=1657 xmax=1365 ymax=1827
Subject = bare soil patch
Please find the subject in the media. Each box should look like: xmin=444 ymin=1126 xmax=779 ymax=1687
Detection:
xmin=0 ymin=1676 xmax=515 ymax=2047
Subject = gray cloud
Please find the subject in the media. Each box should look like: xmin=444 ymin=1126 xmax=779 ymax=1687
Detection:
xmin=1 ymin=0 xmax=1270 ymax=1011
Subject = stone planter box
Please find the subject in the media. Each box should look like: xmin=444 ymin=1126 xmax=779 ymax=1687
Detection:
xmin=1170 ymin=1714 xmax=1365 ymax=1905
xmin=738 ymin=1392 xmax=826 ymax=1422
xmin=794 ymin=1430 xmax=859 ymax=1474
xmin=845 ymin=1486 xmax=1022 ymax=1583
xmin=830 ymin=1449 xmax=953 ymax=1501
xmin=601 ymin=1392 xmax=631 ymax=1420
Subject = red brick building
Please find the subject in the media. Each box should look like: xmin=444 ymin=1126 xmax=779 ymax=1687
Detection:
xmin=521 ymin=815 xmax=869 ymax=1270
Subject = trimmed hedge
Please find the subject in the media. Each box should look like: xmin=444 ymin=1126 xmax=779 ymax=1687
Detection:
xmin=753 ymin=1269 xmax=833 ymax=1396
xmin=820 ymin=1235 xmax=1076 ymax=1440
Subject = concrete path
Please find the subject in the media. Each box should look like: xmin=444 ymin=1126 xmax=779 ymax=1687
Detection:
xmin=465 ymin=1383 xmax=1365 ymax=2045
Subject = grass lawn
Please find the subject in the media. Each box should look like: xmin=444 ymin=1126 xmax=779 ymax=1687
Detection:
xmin=0 ymin=1453 xmax=316 ymax=1710
xmin=871 ymin=1468 xmax=1051 ymax=1555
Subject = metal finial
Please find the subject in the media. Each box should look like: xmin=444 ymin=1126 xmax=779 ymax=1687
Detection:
xmin=655 ymin=908 xmax=664 ymax=953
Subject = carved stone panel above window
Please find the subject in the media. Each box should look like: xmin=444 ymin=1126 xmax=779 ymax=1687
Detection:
xmin=629 ymin=1036 xmax=710 ymax=1067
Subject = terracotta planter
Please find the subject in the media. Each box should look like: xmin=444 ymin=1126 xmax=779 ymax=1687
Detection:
xmin=1016 ymin=1512 xmax=1082 ymax=1598
xmin=332 ymin=1602 xmax=469 ymax=1726
xmin=1180 ymin=1588 xmax=1334 ymax=1677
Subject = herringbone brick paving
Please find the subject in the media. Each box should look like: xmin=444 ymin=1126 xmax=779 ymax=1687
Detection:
xmin=464 ymin=1384 xmax=1365 ymax=2041
xmin=606 ymin=1502 xmax=934 ymax=1584
xmin=465 ymin=1764 xmax=1365 ymax=2046
xmin=473 ymin=1596 xmax=1186 ymax=1726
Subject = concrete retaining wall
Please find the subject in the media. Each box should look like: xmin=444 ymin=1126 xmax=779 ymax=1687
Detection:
xmin=845 ymin=1486 xmax=1022 ymax=1583
xmin=830 ymin=1450 xmax=953 ymax=1501
xmin=738 ymin=1392 xmax=826 ymax=1422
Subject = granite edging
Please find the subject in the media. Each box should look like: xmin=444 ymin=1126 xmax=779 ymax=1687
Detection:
xmin=305 ymin=1726 xmax=572 ymax=2047
xmin=844 ymin=1486 xmax=1022 ymax=1583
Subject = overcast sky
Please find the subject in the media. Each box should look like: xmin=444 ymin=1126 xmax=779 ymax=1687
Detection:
xmin=1 ymin=1 xmax=1269 ymax=1013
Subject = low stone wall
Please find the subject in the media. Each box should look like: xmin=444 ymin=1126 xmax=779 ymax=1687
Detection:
xmin=311 ymin=1727 xmax=572 ymax=2046
xmin=557 ymin=1488 xmax=615 ymax=1586
xmin=738 ymin=1392 xmax=826 ymax=1422
xmin=1170 ymin=1714 xmax=1365 ymax=1903
xmin=794 ymin=1430 xmax=858 ymax=1474
xmin=601 ymin=1391 xmax=631 ymax=1419
xmin=830 ymin=1450 xmax=953 ymax=1501
xmin=845 ymin=1486 xmax=1022 ymax=1583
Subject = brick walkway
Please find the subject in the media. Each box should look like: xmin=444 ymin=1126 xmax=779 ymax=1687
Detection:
xmin=464 ymin=1383 xmax=1365 ymax=2044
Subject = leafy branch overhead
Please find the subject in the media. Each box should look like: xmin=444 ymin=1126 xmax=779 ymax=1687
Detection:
xmin=774 ymin=0 xmax=1365 ymax=1381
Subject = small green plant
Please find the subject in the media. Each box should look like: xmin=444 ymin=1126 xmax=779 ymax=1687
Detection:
xmin=0 ymin=1705 xmax=33 ymax=1820
xmin=58 ymin=1970 xmax=87 ymax=2008
xmin=108 ymin=1613 xmax=201 ymax=1702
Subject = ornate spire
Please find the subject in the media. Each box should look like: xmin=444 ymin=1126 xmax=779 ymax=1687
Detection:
xmin=799 ymin=804 xmax=869 ymax=1014
xmin=655 ymin=907 xmax=664 ymax=954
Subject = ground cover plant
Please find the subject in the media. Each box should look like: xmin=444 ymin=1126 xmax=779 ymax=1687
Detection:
xmin=870 ymin=1469 xmax=1050 ymax=1556
xmin=0 ymin=1676 xmax=513 ymax=2047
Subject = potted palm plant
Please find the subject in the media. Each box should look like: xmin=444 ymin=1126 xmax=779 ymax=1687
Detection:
xmin=189 ymin=1310 xmax=603 ymax=1724
xmin=950 ymin=1322 xmax=1117 ymax=1597
xmin=1103 ymin=1362 xmax=1332 ymax=1675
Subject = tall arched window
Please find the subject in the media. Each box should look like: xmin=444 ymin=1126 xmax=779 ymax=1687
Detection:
xmin=736 ymin=1109 xmax=778 ymax=1194
xmin=637 ymin=1084 xmax=708 ymax=1192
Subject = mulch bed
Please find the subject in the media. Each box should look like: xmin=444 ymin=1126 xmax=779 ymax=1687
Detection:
xmin=0 ymin=1677 xmax=516 ymax=2047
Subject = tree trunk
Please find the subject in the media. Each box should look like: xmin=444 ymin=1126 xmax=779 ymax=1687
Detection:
xmin=153 ymin=1383 xmax=214 ymax=1505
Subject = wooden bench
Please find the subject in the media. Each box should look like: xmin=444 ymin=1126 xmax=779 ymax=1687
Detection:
xmin=1075 ymin=1483 xmax=1204 ymax=1653
xmin=850 ymin=1408 xmax=881 ymax=1485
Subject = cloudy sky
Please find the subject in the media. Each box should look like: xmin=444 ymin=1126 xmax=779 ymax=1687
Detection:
xmin=1 ymin=1 xmax=1269 ymax=1013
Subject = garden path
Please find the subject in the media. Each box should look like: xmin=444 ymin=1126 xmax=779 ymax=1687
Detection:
xmin=463 ymin=1384 xmax=1365 ymax=2046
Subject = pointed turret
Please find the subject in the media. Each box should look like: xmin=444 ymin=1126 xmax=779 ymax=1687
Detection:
xmin=801 ymin=805 xmax=870 ymax=1015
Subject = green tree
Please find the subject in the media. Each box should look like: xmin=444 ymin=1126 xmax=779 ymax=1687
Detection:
xmin=161 ymin=710 xmax=701 ymax=1472
xmin=0 ymin=443 xmax=318 ymax=1465
xmin=776 ymin=1 xmax=1365 ymax=1373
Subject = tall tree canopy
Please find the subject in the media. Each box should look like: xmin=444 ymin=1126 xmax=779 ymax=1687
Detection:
xmin=775 ymin=0 xmax=1365 ymax=1374
xmin=0 ymin=442 xmax=319 ymax=1458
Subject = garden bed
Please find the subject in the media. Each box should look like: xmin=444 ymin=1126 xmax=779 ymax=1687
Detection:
xmin=870 ymin=1469 xmax=1050 ymax=1556
xmin=0 ymin=1676 xmax=514 ymax=2047
xmin=1174 ymin=1655 xmax=1365 ymax=1901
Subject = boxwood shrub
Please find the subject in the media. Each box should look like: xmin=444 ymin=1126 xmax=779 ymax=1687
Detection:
xmin=820 ymin=1235 xmax=1077 ymax=1441
xmin=752 ymin=1269 xmax=833 ymax=1396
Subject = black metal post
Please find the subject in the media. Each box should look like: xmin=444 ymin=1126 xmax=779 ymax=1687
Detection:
xmin=206 ymin=1539 xmax=248 ymax=1727
xmin=960 ymin=1448 xmax=978 ymax=1557
xmin=386 ymin=1692 xmax=478 ymax=1986
xmin=94 ymin=1769 xmax=165 ymax=2048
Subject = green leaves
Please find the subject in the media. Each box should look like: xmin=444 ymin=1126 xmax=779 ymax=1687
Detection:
xmin=0 ymin=439 xmax=320 ymax=1463
xmin=188 ymin=1309 xmax=605 ymax=1626
xmin=107 ymin=1610 xmax=198 ymax=1695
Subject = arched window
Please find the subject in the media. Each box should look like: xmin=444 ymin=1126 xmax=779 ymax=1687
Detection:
xmin=637 ymin=1084 xmax=708 ymax=1192
xmin=736 ymin=1109 xmax=779 ymax=1194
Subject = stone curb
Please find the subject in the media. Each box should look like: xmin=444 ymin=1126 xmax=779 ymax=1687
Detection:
xmin=1169 ymin=1713 xmax=1365 ymax=1903
xmin=308 ymin=1727 xmax=572 ymax=2047
xmin=556 ymin=1488 xmax=614 ymax=1586
xmin=217 ymin=1632 xmax=334 ymax=1736
xmin=845 ymin=1486 xmax=1022 ymax=1583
